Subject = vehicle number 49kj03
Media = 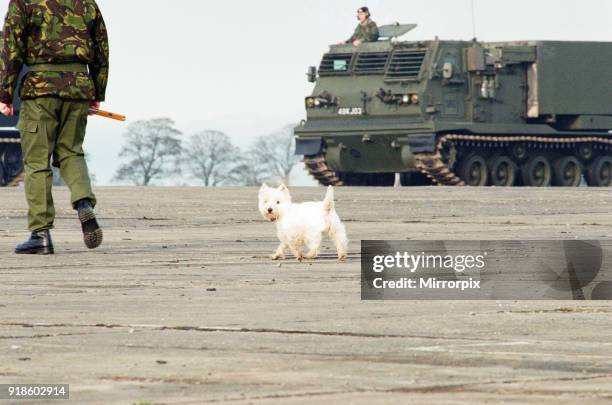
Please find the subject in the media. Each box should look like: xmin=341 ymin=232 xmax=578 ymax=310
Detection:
xmin=338 ymin=107 xmax=363 ymax=116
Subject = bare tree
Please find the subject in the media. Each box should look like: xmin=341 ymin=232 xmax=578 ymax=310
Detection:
xmin=249 ymin=124 xmax=300 ymax=185
xmin=224 ymin=150 xmax=272 ymax=186
xmin=113 ymin=118 xmax=182 ymax=186
xmin=185 ymin=130 xmax=239 ymax=186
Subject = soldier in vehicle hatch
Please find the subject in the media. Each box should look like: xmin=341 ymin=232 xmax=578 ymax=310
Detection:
xmin=341 ymin=6 xmax=379 ymax=46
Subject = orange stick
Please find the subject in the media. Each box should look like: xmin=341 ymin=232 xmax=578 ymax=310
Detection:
xmin=88 ymin=108 xmax=127 ymax=122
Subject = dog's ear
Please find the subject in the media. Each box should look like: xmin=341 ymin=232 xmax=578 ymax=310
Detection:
xmin=279 ymin=184 xmax=292 ymax=202
xmin=259 ymin=183 xmax=269 ymax=196
xmin=278 ymin=184 xmax=290 ymax=196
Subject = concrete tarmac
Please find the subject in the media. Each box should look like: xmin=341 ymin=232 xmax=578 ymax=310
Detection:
xmin=1 ymin=186 xmax=612 ymax=404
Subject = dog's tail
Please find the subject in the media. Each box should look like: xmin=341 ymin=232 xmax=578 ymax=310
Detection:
xmin=323 ymin=186 xmax=335 ymax=213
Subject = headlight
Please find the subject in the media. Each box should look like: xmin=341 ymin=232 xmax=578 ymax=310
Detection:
xmin=402 ymin=95 xmax=410 ymax=104
xmin=314 ymin=99 xmax=321 ymax=107
xmin=410 ymin=94 xmax=419 ymax=104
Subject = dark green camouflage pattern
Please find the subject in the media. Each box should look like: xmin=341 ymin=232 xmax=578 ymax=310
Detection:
xmin=348 ymin=19 xmax=379 ymax=43
xmin=0 ymin=0 xmax=109 ymax=104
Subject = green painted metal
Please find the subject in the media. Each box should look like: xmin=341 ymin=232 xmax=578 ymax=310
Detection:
xmin=295 ymin=34 xmax=612 ymax=177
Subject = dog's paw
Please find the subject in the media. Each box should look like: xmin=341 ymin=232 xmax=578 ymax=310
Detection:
xmin=296 ymin=256 xmax=304 ymax=262
xmin=271 ymin=254 xmax=284 ymax=261
xmin=338 ymin=255 xmax=347 ymax=262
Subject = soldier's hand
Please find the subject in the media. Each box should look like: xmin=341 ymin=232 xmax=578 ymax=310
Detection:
xmin=0 ymin=102 xmax=14 ymax=116
xmin=88 ymin=101 xmax=100 ymax=115
xmin=352 ymin=40 xmax=363 ymax=47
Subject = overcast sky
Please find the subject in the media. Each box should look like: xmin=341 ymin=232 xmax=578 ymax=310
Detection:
xmin=1 ymin=0 xmax=611 ymax=185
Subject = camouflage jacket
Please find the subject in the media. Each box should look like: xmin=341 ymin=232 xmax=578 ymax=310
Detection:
xmin=0 ymin=0 xmax=109 ymax=104
xmin=348 ymin=19 xmax=379 ymax=43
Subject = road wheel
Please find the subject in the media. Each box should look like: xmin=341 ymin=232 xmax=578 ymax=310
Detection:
xmin=587 ymin=156 xmax=612 ymax=187
xmin=511 ymin=143 xmax=528 ymax=161
xmin=577 ymin=143 xmax=594 ymax=161
xmin=489 ymin=155 xmax=517 ymax=187
xmin=459 ymin=153 xmax=488 ymax=186
xmin=553 ymin=156 xmax=583 ymax=187
xmin=521 ymin=155 xmax=552 ymax=187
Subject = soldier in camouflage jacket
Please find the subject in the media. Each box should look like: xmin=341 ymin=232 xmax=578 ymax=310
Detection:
xmin=0 ymin=0 xmax=108 ymax=104
xmin=343 ymin=6 xmax=379 ymax=46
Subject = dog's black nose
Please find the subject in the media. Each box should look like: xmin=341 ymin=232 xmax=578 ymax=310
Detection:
xmin=268 ymin=208 xmax=273 ymax=214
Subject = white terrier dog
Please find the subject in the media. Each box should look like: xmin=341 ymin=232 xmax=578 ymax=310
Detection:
xmin=258 ymin=184 xmax=349 ymax=262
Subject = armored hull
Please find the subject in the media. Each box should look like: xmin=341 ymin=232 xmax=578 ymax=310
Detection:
xmin=295 ymin=30 xmax=612 ymax=187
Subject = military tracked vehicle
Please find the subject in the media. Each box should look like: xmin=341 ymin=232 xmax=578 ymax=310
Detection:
xmin=0 ymin=88 xmax=23 ymax=187
xmin=295 ymin=24 xmax=612 ymax=187
xmin=0 ymin=29 xmax=24 ymax=188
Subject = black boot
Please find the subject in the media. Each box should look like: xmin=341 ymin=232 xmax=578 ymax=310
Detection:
xmin=15 ymin=230 xmax=54 ymax=255
xmin=76 ymin=199 xmax=103 ymax=249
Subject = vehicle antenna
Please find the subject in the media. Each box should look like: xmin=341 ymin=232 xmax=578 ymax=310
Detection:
xmin=471 ymin=0 xmax=478 ymax=39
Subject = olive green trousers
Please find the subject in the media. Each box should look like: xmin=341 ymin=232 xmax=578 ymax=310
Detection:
xmin=17 ymin=98 xmax=96 ymax=231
